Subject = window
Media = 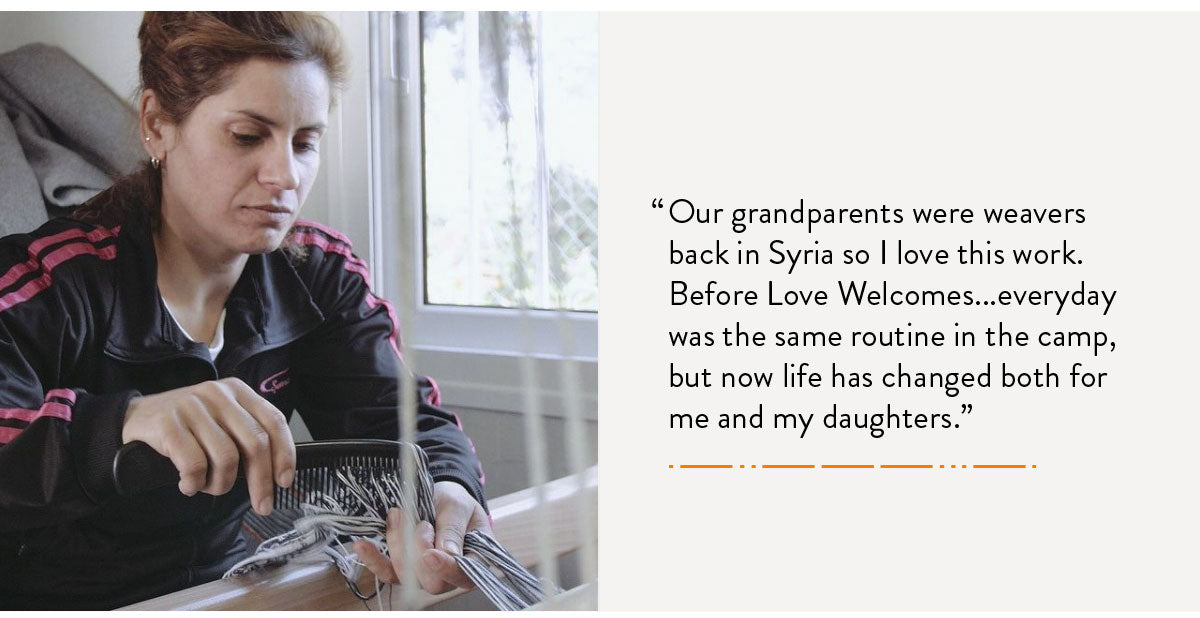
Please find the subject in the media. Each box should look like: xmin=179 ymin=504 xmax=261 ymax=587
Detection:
xmin=356 ymin=12 xmax=597 ymax=416
xmin=421 ymin=12 xmax=598 ymax=312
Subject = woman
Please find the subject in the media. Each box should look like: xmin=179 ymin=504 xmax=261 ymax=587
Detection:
xmin=0 ymin=12 xmax=488 ymax=609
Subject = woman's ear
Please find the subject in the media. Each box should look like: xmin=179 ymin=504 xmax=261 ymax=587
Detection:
xmin=138 ymin=89 xmax=171 ymax=160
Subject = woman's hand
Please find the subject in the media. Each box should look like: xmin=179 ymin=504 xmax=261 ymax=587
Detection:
xmin=121 ymin=377 xmax=296 ymax=515
xmin=353 ymin=480 xmax=492 ymax=593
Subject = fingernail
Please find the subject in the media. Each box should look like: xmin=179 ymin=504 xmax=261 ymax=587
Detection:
xmin=422 ymin=552 xmax=439 ymax=569
xmin=279 ymin=469 xmax=294 ymax=487
xmin=444 ymin=540 xmax=460 ymax=556
xmin=258 ymin=498 xmax=273 ymax=515
xmin=388 ymin=509 xmax=402 ymax=525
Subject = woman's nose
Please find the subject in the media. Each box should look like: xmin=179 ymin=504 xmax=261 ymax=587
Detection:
xmin=259 ymin=142 xmax=300 ymax=192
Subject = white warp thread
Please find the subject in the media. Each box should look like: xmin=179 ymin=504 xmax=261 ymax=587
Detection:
xmin=222 ymin=443 xmax=555 ymax=610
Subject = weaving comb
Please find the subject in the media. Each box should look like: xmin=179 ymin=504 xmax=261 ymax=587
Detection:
xmin=113 ymin=439 xmax=422 ymax=509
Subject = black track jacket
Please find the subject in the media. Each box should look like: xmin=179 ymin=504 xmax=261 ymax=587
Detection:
xmin=0 ymin=208 xmax=486 ymax=609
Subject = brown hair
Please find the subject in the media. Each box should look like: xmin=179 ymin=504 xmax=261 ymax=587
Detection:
xmin=75 ymin=11 xmax=346 ymax=244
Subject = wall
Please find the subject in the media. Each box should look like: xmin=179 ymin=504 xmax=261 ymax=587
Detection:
xmin=0 ymin=12 xmax=142 ymax=98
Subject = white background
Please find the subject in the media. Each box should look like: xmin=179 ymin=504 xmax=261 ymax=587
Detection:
xmin=599 ymin=12 xmax=1200 ymax=609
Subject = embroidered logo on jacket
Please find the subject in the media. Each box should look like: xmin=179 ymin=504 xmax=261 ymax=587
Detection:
xmin=259 ymin=368 xmax=291 ymax=394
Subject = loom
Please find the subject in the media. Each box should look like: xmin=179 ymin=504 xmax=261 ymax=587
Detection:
xmin=124 ymin=468 xmax=597 ymax=610
xmin=119 ymin=291 xmax=599 ymax=610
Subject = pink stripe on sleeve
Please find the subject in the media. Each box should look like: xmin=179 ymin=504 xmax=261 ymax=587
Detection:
xmin=0 ymin=226 xmax=119 ymax=292
xmin=44 ymin=388 xmax=77 ymax=405
xmin=290 ymin=231 xmax=371 ymax=279
xmin=424 ymin=376 xmax=442 ymax=407
xmin=0 ymin=389 xmax=75 ymax=444
xmin=294 ymin=219 xmax=353 ymax=245
xmin=0 ymin=401 xmax=71 ymax=423
xmin=0 ymin=244 xmax=117 ymax=312
xmin=364 ymin=293 xmax=404 ymax=361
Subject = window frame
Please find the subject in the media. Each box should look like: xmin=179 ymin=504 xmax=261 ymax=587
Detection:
xmin=362 ymin=11 xmax=598 ymax=419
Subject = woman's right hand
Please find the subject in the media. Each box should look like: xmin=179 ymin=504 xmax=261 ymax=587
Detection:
xmin=121 ymin=377 xmax=296 ymax=515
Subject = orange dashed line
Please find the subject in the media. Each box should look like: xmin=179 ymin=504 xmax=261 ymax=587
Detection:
xmin=973 ymin=465 xmax=1026 ymax=469
xmin=939 ymin=465 xmax=945 ymax=468
xmin=679 ymin=464 xmax=733 ymax=468
xmin=668 ymin=465 xmax=674 ymax=468
xmin=821 ymin=465 xmax=874 ymax=469
xmin=762 ymin=464 xmax=815 ymax=469
xmin=880 ymin=465 xmax=933 ymax=469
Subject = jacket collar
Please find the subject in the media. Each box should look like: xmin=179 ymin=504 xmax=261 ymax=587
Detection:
xmin=103 ymin=218 xmax=325 ymax=368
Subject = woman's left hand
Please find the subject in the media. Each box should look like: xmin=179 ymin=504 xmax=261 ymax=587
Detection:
xmin=354 ymin=481 xmax=492 ymax=593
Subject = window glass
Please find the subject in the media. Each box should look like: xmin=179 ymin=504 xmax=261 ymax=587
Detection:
xmin=421 ymin=12 xmax=599 ymax=311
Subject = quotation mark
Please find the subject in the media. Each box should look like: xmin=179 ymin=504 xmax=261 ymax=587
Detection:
xmin=961 ymin=404 xmax=973 ymax=414
xmin=651 ymin=198 xmax=664 ymax=209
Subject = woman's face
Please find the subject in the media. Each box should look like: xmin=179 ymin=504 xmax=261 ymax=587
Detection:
xmin=156 ymin=58 xmax=330 ymax=258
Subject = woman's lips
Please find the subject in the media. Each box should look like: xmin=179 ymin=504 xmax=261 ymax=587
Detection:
xmin=246 ymin=204 xmax=293 ymax=214
xmin=242 ymin=205 xmax=293 ymax=225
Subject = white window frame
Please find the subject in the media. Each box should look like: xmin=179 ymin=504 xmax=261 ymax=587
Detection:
xmin=351 ymin=12 xmax=597 ymax=419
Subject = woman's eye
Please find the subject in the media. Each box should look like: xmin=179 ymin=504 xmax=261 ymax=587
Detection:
xmin=233 ymin=133 xmax=262 ymax=146
xmin=294 ymin=141 xmax=318 ymax=154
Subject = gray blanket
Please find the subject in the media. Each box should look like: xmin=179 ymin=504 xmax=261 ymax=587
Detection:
xmin=0 ymin=43 xmax=142 ymax=236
